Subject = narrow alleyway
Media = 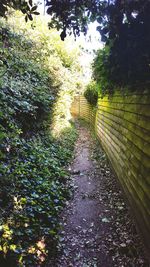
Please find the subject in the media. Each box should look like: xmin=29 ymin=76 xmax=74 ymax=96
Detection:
xmin=53 ymin=121 xmax=149 ymax=267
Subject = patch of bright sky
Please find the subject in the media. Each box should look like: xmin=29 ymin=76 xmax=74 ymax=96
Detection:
xmin=77 ymin=22 xmax=104 ymax=82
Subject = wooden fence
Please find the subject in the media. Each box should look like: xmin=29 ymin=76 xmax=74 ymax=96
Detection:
xmin=70 ymin=92 xmax=150 ymax=253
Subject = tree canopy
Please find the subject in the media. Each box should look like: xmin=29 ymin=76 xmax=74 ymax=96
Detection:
xmin=1 ymin=0 xmax=150 ymax=89
xmin=1 ymin=1 xmax=150 ymax=41
xmin=92 ymin=0 xmax=150 ymax=91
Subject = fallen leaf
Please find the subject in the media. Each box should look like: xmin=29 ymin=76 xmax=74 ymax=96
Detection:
xmin=102 ymin=217 xmax=110 ymax=223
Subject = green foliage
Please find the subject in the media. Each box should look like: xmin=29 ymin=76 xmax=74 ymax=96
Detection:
xmin=45 ymin=0 xmax=150 ymax=91
xmin=0 ymin=0 xmax=39 ymax=21
xmin=0 ymin=128 xmax=77 ymax=266
xmin=1 ymin=1 xmax=150 ymax=90
xmin=93 ymin=1 xmax=150 ymax=92
xmin=92 ymin=46 xmax=115 ymax=94
xmin=84 ymin=81 xmax=98 ymax=106
xmin=0 ymin=14 xmax=80 ymax=266
xmin=93 ymin=37 xmax=150 ymax=94
xmin=0 ymin=129 xmax=76 ymax=266
xmin=0 ymin=20 xmax=55 ymax=135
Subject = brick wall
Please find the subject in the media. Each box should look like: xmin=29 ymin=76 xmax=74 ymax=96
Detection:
xmin=71 ymin=92 xmax=150 ymax=252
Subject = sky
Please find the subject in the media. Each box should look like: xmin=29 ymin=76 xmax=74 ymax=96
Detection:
xmin=75 ymin=22 xmax=103 ymax=83
xmin=35 ymin=0 xmax=103 ymax=82
xmin=35 ymin=0 xmax=103 ymax=50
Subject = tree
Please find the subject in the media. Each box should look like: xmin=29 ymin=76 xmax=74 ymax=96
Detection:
xmin=1 ymin=1 xmax=150 ymax=44
xmin=93 ymin=0 xmax=150 ymax=89
xmin=45 ymin=0 xmax=150 ymax=88
xmin=0 ymin=0 xmax=40 ymax=21
xmin=1 ymin=0 xmax=150 ymax=88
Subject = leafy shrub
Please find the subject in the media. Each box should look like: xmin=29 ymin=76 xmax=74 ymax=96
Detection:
xmin=0 ymin=127 xmax=77 ymax=266
xmin=92 ymin=46 xmax=116 ymax=94
xmin=93 ymin=41 xmax=150 ymax=95
xmin=84 ymin=81 xmax=98 ymax=106
xmin=0 ymin=14 xmax=80 ymax=266
xmin=93 ymin=1 xmax=150 ymax=94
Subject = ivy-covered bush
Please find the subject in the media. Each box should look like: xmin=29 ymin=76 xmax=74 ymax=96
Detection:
xmin=0 ymin=128 xmax=77 ymax=266
xmin=92 ymin=1 xmax=150 ymax=94
xmin=93 ymin=40 xmax=150 ymax=95
xmin=0 ymin=13 xmax=80 ymax=266
xmin=92 ymin=47 xmax=115 ymax=94
xmin=84 ymin=80 xmax=98 ymax=106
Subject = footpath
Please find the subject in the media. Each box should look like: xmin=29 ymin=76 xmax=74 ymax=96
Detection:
xmin=50 ymin=121 xmax=149 ymax=267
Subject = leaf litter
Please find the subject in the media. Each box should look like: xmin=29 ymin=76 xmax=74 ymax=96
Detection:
xmin=47 ymin=121 xmax=149 ymax=267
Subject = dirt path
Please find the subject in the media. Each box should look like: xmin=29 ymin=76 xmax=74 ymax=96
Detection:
xmin=53 ymin=122 xmax=149 ymax=267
